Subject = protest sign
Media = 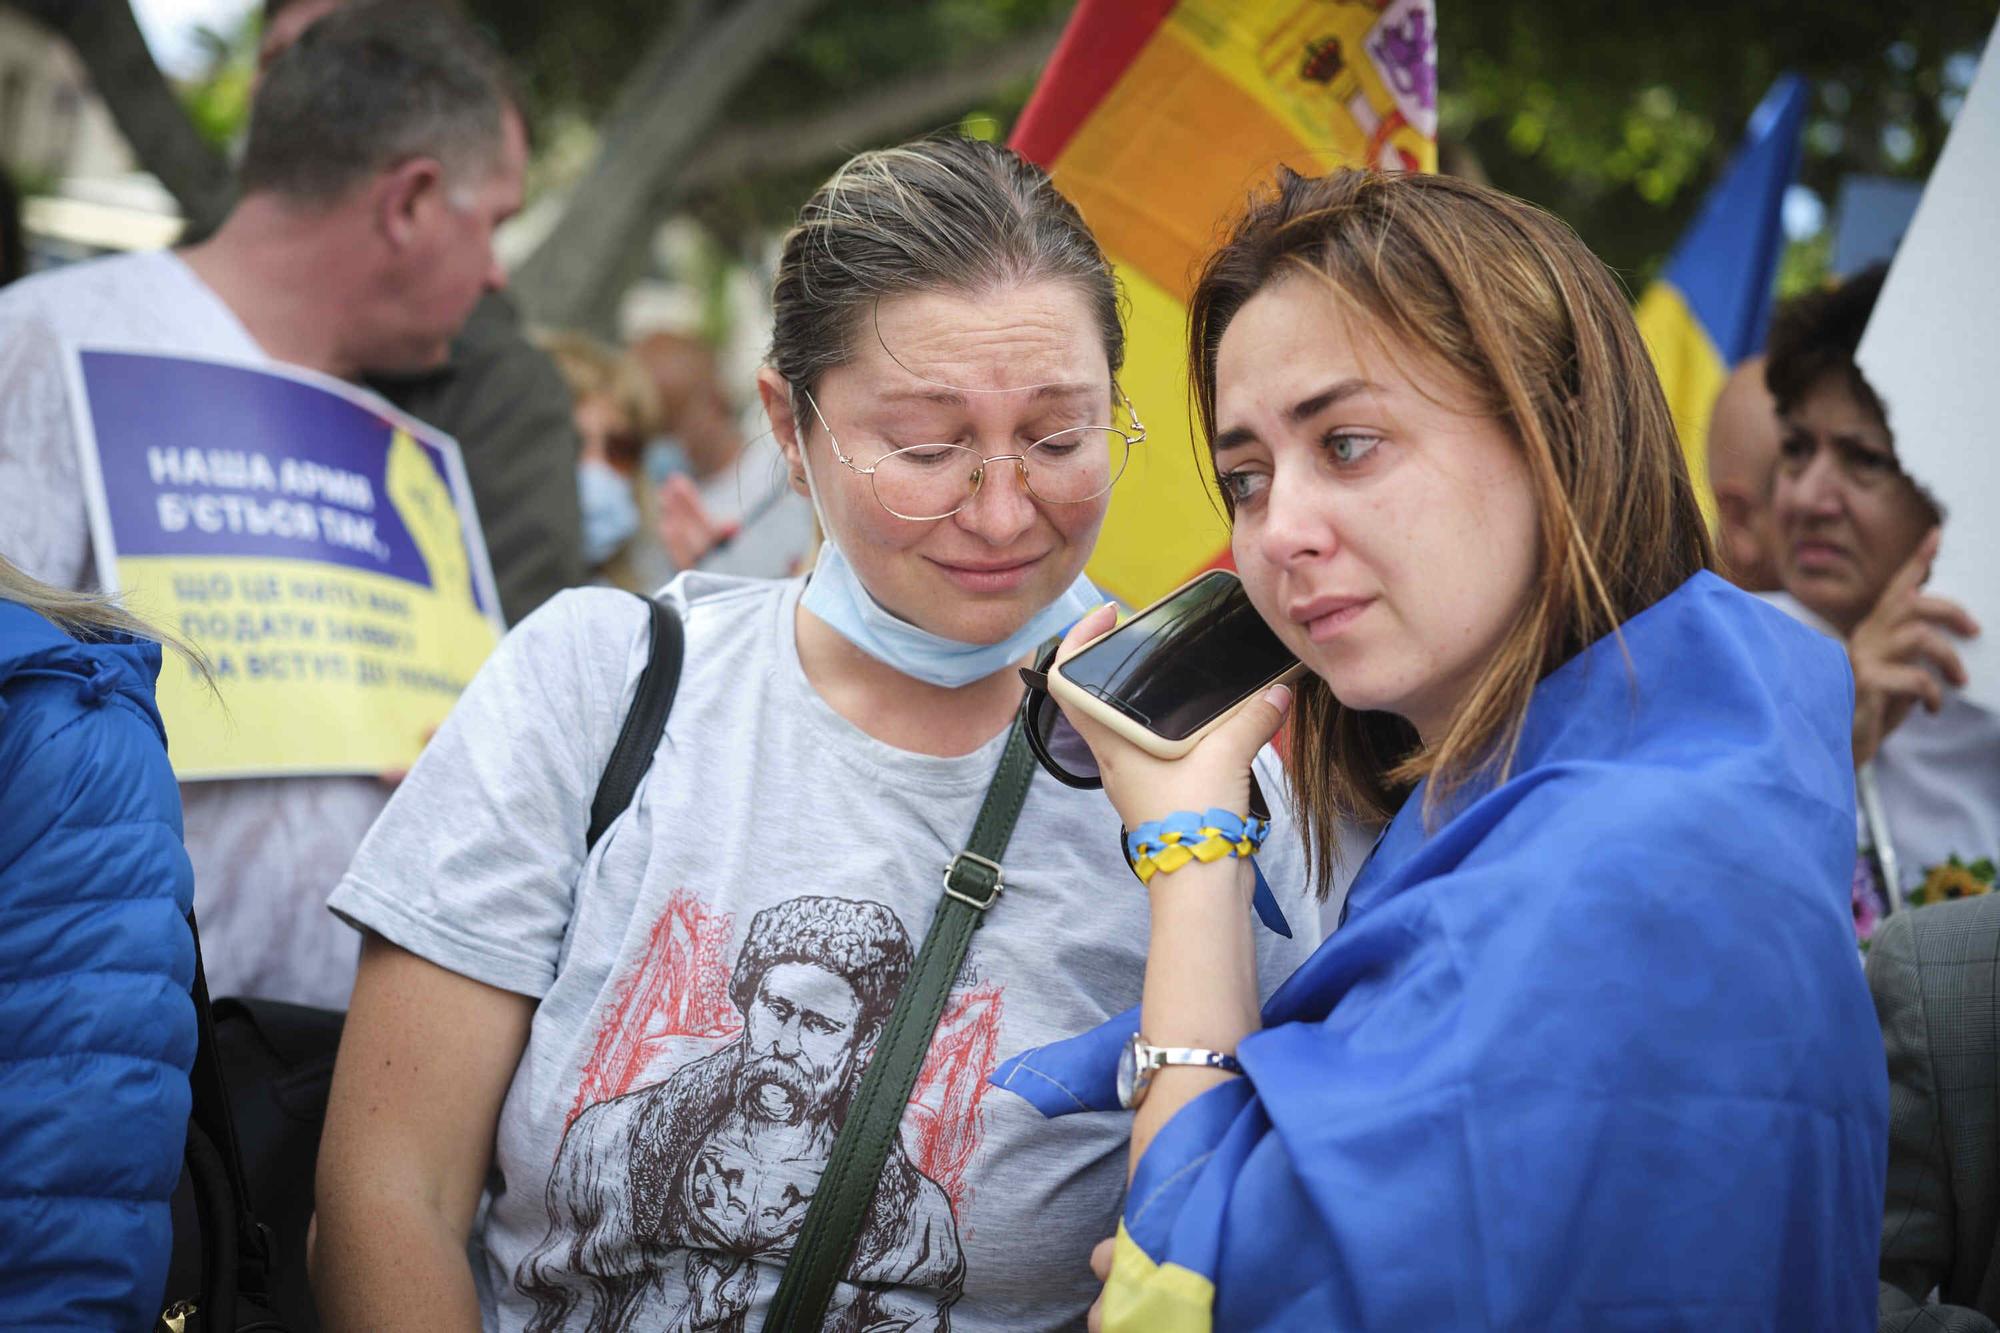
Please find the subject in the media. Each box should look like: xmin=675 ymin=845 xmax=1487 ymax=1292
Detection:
xmin=1855 ymin=25 xmax=2000 ymax=714
xmin=66 ymin=347 xmax=503 ymax=779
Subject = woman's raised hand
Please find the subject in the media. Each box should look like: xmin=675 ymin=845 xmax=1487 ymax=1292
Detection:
xmin=656 ymin=474 xmax=739 ymax=570
xmin=1050 ymin=603 xmax=1291 ymax=829
xmin=1848 ymin=528 xmax=1980 ymax=766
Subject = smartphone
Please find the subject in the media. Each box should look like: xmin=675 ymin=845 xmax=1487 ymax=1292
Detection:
xmin=1049 ymin=569 xmax=1302 ymax=760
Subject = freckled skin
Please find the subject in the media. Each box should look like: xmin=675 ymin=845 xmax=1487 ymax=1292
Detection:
xmin=774 ymin=282 xmax=1115 ymax=647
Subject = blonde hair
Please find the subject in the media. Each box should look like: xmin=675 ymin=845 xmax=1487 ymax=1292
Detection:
xmin=536 ymin=329 xmax=662 ymax=439
xmin=1188 ymin=169 xmax=1712 ymax=891
xmin=0 ymin=555 xmax=214 ymax=685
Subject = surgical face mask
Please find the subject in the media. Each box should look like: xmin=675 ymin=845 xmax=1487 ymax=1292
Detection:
xmin=643 ymin=436 xmax=693 ymax=487
xmin=793 ymin=427 xmax=1103 ymax=689
xmin=577 ymin=459 xmax=640 ymax=566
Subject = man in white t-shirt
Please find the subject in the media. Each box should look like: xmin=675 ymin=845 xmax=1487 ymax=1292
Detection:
xmin=0 ymin=3 xmax=527 ymax=1007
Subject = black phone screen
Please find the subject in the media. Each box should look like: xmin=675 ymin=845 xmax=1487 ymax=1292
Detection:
xmin=1057 ymin=570 xmax=1297 ymax=742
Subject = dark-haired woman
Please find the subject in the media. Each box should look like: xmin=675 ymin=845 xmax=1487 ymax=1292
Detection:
xmin=1006 ymin=169 xmax=1886 ymax=1331
xmin=1759 ymin=266 xmax=1994 ymax=937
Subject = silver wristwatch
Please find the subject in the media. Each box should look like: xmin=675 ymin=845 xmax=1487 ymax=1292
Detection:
xmin=1117 ymin=1031 xmax=1244 ymax=1109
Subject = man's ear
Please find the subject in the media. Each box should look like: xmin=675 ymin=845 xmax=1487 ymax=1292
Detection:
xmin=756 ymin=367 xmax=808 ymax=497
xmin=1713 ymin=489 xmax=1764 ymax=576
xmin=375 ymin=156 xmax=447 ymax=251
xmin=851 ymin=1018 xmax=884 ymax=1070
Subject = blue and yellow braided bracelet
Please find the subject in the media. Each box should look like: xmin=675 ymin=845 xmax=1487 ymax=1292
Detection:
xmin=1123 ymin=808 xmax=1271 ymax=884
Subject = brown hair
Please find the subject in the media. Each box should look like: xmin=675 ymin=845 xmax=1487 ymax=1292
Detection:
xmin=1188 ymin=169 xmax=1711 ymax=891
xmin=767 ymin=133 xmax=1124 ymax=407
xmin=1763 ymin=262 xmax=1889 ymax=424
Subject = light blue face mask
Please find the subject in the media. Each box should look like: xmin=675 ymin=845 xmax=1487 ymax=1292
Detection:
xmin=577 ymin=459 xmax=640 ymax=566
xmin=791 ymin=420 xmax=1102 ymax=688
xmin=800 ymin=540 xmax=1103 ymax=689
xmin=642 ymin=436 xmax=693 ymax=487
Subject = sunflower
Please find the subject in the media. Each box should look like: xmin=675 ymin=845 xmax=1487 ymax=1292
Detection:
xmin=1913 ymin=855 xmax=1998 ymax=907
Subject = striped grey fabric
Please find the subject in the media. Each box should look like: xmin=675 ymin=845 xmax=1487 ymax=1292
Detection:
xmin=1869 ymin=893 xmax=2000 ymax=1333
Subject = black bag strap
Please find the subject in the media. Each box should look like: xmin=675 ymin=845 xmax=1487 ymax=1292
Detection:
xmin=587 ymin=594 xmax=684 ymax=851
xmin=184 ymin=911 xmax=277 ymax=1312
xmin=762 ymin=714 xmax=1039 ymax=1332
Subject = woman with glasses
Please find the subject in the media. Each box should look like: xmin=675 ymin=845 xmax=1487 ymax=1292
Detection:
xmin=1760 ymin=266 xmax=1993 ymax=938
xmin=311 ymin=134 xmax=1318 ymax=1332
xmin=1000 ymin=169 xmax=1887 ymax=1330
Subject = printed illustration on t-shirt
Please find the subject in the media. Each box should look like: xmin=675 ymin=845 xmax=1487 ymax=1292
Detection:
xmin=515 ymin=892 xmax=1004 ymax=1332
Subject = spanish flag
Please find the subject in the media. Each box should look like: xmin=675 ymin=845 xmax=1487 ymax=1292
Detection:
xmin=1011 ymin=0 xmax=1437 ymax=608
xmin=1633 ymin=74 xmax=1809 ymax=527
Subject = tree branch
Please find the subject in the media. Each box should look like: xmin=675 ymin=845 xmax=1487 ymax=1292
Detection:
xmin=10 ymin=0 xmax=234 ymax=233
xmin=509 ymin=0 xmax=827 ymax=328
xmin=673 ymin=20 xmax=1065 ymax=196
xmin=532 ymin=17 xmax=1065 ymax=332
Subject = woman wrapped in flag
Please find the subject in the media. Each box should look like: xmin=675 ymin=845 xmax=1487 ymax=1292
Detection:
xmin=996 ymin=169 xmax=1888 ymax=1331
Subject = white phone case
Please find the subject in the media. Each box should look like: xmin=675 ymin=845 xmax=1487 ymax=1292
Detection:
xmin=1047 ymin=572 xmax=1304 ymax=760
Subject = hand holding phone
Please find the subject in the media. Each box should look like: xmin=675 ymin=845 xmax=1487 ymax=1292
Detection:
xmin=1047 ymin=570 xmax=1302 ymax=761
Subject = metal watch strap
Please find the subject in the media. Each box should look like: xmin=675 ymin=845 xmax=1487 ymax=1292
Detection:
xmin=1125 ymin=1036 xmax=1245 ymax=1109
xmin=1145 ymin=1044 xmax=1243 ymax=1075
xmin=761 ymin=714 xmax=1038 ymax=1332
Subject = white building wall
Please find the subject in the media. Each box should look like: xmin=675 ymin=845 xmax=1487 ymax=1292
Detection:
xmin=0 ymin=9 xmax=136 ymax=184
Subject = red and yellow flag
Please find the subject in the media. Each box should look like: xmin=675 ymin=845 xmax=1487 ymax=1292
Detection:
xmin=1012 ymin=0 xmax=1438 ymax=607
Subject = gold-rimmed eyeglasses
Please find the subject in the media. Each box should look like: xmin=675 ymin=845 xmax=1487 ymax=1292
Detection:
xmin=800 ymin=385 xmax=1147 ymax=521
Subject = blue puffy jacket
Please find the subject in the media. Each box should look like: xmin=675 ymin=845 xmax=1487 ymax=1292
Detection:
xmin=0 ymin=599 xmax=196 ymax=1329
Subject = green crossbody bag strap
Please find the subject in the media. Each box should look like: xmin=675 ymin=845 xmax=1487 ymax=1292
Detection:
xmin=761 ymin=714 xmax=1039 ymax=1332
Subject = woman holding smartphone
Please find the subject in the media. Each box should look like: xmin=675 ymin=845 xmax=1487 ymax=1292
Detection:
xmin=310 ymin=135 xmax=1316 ymax=1332
xmin=1005 ymin=169 xmax=1887 ymax=1330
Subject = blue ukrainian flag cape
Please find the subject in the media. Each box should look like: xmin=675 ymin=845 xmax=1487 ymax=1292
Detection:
xmin=991 ymin=573 xmax=1887 ymax=1331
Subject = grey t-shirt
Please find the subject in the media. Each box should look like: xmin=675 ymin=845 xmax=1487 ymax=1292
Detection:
xmin=329 ymin=573 xmax=1319 ymax=1332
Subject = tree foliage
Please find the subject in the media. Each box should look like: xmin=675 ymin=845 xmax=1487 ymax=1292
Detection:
xmin=13 ymin=0 xmax=1989 ymax=304
xmin=468 ymin=0 xmax=1072 ymax=133
xmin=1441 ymin=1 xmax=1993 ymax=288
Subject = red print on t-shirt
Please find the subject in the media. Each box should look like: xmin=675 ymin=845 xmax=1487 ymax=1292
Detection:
xmin=523 ymin=891 xmax=1005 ymax=1331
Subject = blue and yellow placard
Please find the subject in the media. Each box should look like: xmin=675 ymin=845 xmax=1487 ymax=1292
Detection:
xmin=64 ymin=347 xmax=503 ymax=780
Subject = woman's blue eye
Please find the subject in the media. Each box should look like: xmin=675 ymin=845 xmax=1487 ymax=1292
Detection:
xmin=1219 ymin=470 xmax=1268 ymax=503
xmin=1326 ymin=432 xmax=1379 ymax=464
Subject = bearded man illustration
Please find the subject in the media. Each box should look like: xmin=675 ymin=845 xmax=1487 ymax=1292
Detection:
xmin=517 ymin=895 xmax=965 ymax=1332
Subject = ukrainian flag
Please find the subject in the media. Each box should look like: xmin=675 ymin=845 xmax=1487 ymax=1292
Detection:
xmin=989 ymin=575 xmax=1886 ymax=1330
xmin=1011 ymin=0 xmax=1437 ymax=608
xmin=1634 ymin=74 xmax=1810 ymax=527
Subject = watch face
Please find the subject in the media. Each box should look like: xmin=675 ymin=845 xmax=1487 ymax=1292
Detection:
xmin=1117 ymin=1032 xmax=1142 ymax=1109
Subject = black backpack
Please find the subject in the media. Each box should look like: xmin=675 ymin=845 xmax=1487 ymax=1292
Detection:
xmin=158 ymin=595 xmax=683 ymax=1332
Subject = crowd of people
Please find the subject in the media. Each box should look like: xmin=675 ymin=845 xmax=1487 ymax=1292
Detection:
xmin=0 ymin=1 xmax=1992 ymax=1330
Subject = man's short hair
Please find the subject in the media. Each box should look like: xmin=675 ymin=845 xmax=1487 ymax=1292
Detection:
xmin=241 ymin=0 xmax=514 ymax=204
xmin=1764 ymin=263 xmax=1889 ymax=424
xmin=729 ymin=897 xmax=913 ymax=1032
